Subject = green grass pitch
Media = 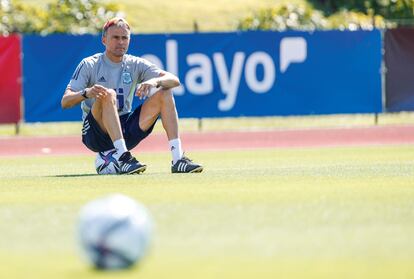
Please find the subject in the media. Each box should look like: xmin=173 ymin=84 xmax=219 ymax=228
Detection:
xmin=0 ymin=146 xmax=414 ymax=278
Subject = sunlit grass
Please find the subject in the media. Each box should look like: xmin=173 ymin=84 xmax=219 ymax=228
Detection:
xmin=1 ymin=112 xmax=413 ymax=136
xmin=0 ymin=146 xmax=413 ymax=278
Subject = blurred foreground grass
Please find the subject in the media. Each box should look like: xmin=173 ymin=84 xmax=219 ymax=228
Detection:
xmin=1 ymin=112 xmax=413 ymax=136
xmin=0 ymin=147 xmax=413 ymax=278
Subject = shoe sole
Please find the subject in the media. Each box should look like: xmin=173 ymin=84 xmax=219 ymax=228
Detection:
xmin=123 ymin=165 xmax=147 ymax=175
xmin=172 ymin=166 xmax=203 ymax=173
xmin=190 ymin=166 xmax=203 ymax=173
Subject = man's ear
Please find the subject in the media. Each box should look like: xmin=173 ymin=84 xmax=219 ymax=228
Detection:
xmin=102 ymin=35 xmax=106 ymax=46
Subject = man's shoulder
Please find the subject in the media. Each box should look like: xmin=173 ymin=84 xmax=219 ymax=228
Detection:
xmin=82 ymin=53 xmax=104 ymax=66
xmin=124 ymin=54 xmax=152 ymax=66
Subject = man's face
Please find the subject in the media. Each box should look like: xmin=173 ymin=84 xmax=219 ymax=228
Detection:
xmin=102 ymin=25 xmax=130 ymax=58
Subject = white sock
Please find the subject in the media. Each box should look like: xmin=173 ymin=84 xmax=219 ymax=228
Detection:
xmin=169 ymin=138 xmax=183 ymax=164
xmin=113 ymin=139 xmax=128 ymax=160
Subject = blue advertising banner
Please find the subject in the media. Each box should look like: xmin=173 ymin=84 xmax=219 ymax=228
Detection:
xmin=23 ymin=30 xmax=382 ymax=122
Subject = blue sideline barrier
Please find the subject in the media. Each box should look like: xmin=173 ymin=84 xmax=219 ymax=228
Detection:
xmin=23 ymin=30 xmax=382 ymax=122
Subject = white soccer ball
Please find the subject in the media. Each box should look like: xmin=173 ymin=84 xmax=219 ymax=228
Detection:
xmin=95 ymin=149 xmax=119 ymax=175
xmin=77 ymin=194 xmax=153 ymax=270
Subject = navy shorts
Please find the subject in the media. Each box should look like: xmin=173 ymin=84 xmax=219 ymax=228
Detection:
xmin=82 ymin=105 xmax=156 ymax=152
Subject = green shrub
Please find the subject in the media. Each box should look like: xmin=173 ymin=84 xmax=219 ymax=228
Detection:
xmin=326 ymin=10 xmax=387 ymax=30
xmin=238 ymin=2 xmax=327 ymax=31
xmin=308 ymin=0 xmax=414 ymax=24
xmin=0 ymin=0 xmax=46 ymax=35
xmin=0 ymin=0 xmax=122 ymax=35
xmin=238 ymin=2 xmax=387 ymax=31
xmin=42 ymin=0 xmax=122 ymax=35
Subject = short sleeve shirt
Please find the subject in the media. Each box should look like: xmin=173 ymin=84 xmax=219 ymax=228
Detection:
xmin=67 ymin=53 xmax=163 ymax=120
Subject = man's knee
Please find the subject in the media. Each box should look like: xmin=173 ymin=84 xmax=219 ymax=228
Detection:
xmin=157 ymin=89 xmax=174 ymax=104
xmin=94 ymin=89 xmax=117 ymax=110
xmin=91 ymin=89 xmax=117 ymax=123
xmin=94 ymin=89 xmax=116 ymax=107
xmin=102 ymin=89 xmax=117 ymax=105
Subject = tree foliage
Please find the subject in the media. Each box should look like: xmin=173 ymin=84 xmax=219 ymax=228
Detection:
xmin=238 ymin=2 xmax=389 ymax=31
xmin=327 ymin=10 xmax=386 ymax=30
xmin=43 ymin=0 xmax=122 ymax=34
xmin=0 ymin=0 xmax=46 ymax=35
xmin=238 ymin=2 xmax=327 ymax=31
xmin=1 ymin=0 xmax=413 ymax=35
xmin=0 ymin=0 xmax=122 ymax=35
xmin=308 ymin=0 xmax=414 ymax=21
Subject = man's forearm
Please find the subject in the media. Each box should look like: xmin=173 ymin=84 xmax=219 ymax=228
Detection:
xmin=61 ymin=88 xmax=86 ymax=109
xmin=156 ymin=73 xmax=180 ymax=89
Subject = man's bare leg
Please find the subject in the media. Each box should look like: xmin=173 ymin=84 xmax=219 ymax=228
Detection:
xmin=91 ymin=89 xmax=128 ymax=160
xmin=90 ymin=89 xmax=146 ymax=174
xmin=91 ymin=89 xmax=123 ymax=143
xmin=139 ymin=89 xmax=178 ymax=140
xmin=140 ymin=89 xmax=203 ymax=173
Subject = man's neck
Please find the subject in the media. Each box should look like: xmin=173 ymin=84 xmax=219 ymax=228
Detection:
xmin=104 ymin=51 xmax=123 ymax=63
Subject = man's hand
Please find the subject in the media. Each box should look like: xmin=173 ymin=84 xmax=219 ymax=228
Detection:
xmin=136 ymin=79 xmax=159 ymax=100
xmin=86 ymin=84 xmax=115 ymax=100
xmin=62 ymin=84 xmax=114 ymax=109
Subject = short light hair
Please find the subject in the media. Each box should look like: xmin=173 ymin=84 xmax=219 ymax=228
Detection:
xmin=102 ymin=17 xmax=130 ymax=37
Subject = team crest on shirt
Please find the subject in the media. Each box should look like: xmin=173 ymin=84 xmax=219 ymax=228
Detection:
xmin=122 ymin=72 xmax=132 ymax=84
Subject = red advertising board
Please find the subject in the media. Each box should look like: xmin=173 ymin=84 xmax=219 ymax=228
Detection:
xmin=0 ymin=35 xmax=21 ymax=123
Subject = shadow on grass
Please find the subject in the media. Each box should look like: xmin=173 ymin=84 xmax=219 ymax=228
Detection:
xmin=49 ymin=174 xmax=99 ymax=178
xmin=47 ymin=172 xmax=168 ymax=178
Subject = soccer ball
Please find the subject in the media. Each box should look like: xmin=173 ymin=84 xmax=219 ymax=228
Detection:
xmin=77 ymin=194 xmax=153 ymax=270
xmin=95 ymin=149 xmax=119 ymax=175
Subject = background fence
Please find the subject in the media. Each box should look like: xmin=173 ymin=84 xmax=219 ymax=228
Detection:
xmin=0 ymin=29 xmax=413 ymax=124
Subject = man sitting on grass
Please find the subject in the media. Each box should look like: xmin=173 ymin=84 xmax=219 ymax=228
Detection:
xmin=61 ymin=17 xmax=203 ymax=175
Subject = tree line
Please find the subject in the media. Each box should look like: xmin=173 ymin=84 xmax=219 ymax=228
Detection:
xmin=1 ymin=0 xmax=413 ymax=35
